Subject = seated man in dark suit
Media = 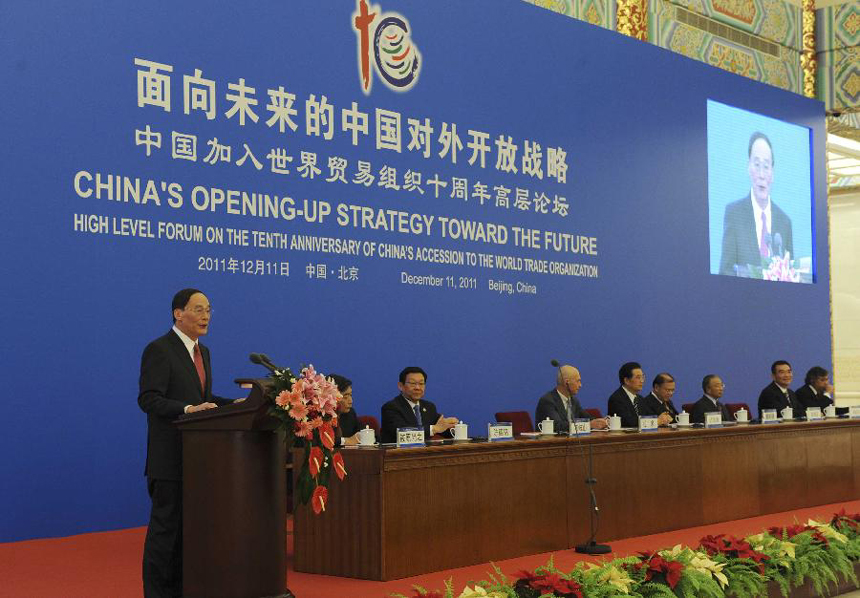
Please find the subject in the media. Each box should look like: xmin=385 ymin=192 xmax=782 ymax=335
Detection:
xmin=380 ymin=367 xmax=458 ymax=444
xmin=691 ymin=374 xmax=731 ymax=424
xmin=757 ymin=360 xmax=804 ymax=418
xmin=607 ymin=361 xmax=647 ymax=429
xmin=640 ymin=372 xmax=678 ymax=426
xmin=795 ymin=366 xmax=845 ymax=415
xmin=536 ymin=364 xmax=608 ymax=433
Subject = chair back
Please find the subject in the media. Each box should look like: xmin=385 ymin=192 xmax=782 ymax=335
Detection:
xmin=494 ymin=411 xmax=534 ymax=435
xmin=357 ymin=414 xmax=380 ymax=435
xmin=681 ymin=403 xmax=694 ymax=414
xmin=584 ymin=408 xmax=603 ymax=419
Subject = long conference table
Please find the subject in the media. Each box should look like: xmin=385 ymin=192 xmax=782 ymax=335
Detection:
xmin=293 ymin=418 xmax=860 ymax=581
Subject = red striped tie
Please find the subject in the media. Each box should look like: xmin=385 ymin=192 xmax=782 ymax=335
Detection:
xmin=193 ymin=343 xmax=206 ymax=392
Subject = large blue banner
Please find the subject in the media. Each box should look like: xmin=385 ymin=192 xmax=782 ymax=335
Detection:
xmin=0 ymin=0 xmax=829 ymax=541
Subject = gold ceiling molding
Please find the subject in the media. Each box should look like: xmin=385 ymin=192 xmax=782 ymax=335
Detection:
xmin=617 ymin=0 xmax=648 ymax=40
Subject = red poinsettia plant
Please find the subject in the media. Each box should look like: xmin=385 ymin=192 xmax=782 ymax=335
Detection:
xmin=830 ymin=508 xmax=860 ymax=534
xmin=767 ymin=524 xmax=830 ymax=547
xmin=699 ymin=534 xmax=770 ymax=573
xmin=514 ymin=569 xmax=583 ymax=597
xmin=266 ymin=364 xmax=347 ymax=514
xmin=633 ymin=551 xmax=684 ymax=589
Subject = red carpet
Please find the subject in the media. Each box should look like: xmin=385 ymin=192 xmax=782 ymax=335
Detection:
xmin=1 ymin=500 xmax=858 ymax=598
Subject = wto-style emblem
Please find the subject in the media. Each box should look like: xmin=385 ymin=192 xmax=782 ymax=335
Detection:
xmin=353 ymin=0 xmax=421 ymax=94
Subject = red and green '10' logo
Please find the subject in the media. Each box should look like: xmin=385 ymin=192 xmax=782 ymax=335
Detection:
xmin=353 ymin=0 xmax=421 ymax=94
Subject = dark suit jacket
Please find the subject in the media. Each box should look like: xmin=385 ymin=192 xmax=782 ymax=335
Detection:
xmin=757 ymin=382 xmax=804 ymax=418
xmin=380 ymin=394 xmax=442 ymax=444
xmin=535 ymin=389 xmax=593 ymax=434
xmin=719 ymin=194 xmax=794 ymax=276
xmin=641 ymin=392 xmax=678 ymax=418
xmin=337 ymin=407 xmax=361 ymax=439
xmin=794 ymin=385 xmax=845 ymax=415
xmin=138 ymin=329 xmax=230 ymax=481
xmin=690 ymin=395 xmax=730 ymax=424
xmin=607 ymin=386 xmax=642 ymax=429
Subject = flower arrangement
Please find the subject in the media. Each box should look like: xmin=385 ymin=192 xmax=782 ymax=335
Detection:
xmin=762 ymin=252 xmax=800 ymax=282
xmin=266 ymin=364 xmax=346 ymax=515
xmin=391 ymin=509 xmax=860 ymax=598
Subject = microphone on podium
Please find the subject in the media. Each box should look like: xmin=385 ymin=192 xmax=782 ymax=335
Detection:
xmin=249 ymin=353 xmax=279 ymax=373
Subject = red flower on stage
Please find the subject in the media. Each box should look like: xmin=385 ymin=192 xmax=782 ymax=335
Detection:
xmin=513 ymin=570 xmax=583 ymax=597
xmin=331 ymin=451 xmax=347 ymax=480
xmin=699 ymin=534 xmax=769 ymax=573
xmin=768 ymin=524 xmax=829 ymax=546
xmin=640 ymin=554 xmax=682 ymax=589
xmin=308 ymin=446 xmax=324 ymax=478
xmin=311 ymin=485 xmax=328 ymax=514
xmin=831 ymin=508 xmax=860 ymax=532
xmin=319 ymin=421 xmax=335 ymax=450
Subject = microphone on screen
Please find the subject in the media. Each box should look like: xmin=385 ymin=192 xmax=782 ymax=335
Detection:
xmin=773 ymin=233 xmax=783 ymax=258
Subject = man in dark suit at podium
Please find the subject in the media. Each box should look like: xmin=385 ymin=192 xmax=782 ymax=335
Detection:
xmin=606 ymin=362 xmax=647 ymax=429
xmin=758 ymin=360 xmax=804 ymax=419
xmin=380 ymin=367 xmax=458 ymax=444
xmin=719 ymin=132 xmax=794 ymax=276
xmin=138 ymin=288 xmax=234 ymax=598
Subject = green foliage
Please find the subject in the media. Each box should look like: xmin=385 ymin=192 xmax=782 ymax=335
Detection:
xmin=634 ymin=581 xmax=677 ymax=597
xmin=387 ymin=512 xmax=860 ymax=598
xmin=673 ymin=567 xmax=723 ymax=598
xmin=717 ymin=559 xmax=767 ymax=598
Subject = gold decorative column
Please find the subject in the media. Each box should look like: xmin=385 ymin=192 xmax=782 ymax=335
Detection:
xmin=617 ymin=0 xmax=648 ymax=41
xmin=800 ymin=0 xmax=816 ymax=98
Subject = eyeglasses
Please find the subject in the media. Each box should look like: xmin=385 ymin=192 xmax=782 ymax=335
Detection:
xmin=186 ymin=306 xmax=213 ymax=316
xmin=404 ymin=381 xmax=425 ymax=387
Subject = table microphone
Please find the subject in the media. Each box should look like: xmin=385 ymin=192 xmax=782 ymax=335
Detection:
xmin=550 ymin=358 xmax=611 ymax=555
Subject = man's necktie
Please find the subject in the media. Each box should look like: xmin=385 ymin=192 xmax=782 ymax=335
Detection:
xmin=633 ymin=396 xmax=640 ymax=415
xmin=413 ymin=403 xmax=422 ymax=426
xmin=193 ymin=343 xmax=206 ymax=391
xmin=565 ymin=399 xmax=572 ymax=423
xmin=759 ymin=211 xmax=770 ymax=257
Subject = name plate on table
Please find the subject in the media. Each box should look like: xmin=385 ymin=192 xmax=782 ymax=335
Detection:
xmin=761 ymin=409 xmax=779 ymax=424
xmin=570 ymin=418 xmax=591 ymax=435
xmin=704 ymin=412 xmax=723 ymax=428
xmin=850 ymin=406 xmax=860 ymax=419
xmin=638 ymin=415 xmax=659 ymax=432
xmin=488 ymin=422 xmax=513 ymax=441
xmin=806 ymin=407 xmax=823 ymax=421
xmin=396 ymin=427 xmax=425 ymax=447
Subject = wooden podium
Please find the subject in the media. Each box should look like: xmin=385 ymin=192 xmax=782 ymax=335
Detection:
xmin=176 ymin=378 xmax=293 ymax=598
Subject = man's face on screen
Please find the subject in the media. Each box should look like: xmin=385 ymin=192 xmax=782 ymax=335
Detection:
xmin=773 ymin=364 xmax=793 ymax=388
xmin=748 ymin=138 xmax=773 ymax=206
xmin=398 ymin=373 xmax=426 ymax=402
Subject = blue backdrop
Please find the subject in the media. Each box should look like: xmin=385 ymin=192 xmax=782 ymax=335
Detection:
xmin=0 ymin=0 xmax=829 ymax=542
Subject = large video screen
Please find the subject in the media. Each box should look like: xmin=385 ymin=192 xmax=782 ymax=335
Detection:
xmin=707 ymin=100 xmax=814 ymax=283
